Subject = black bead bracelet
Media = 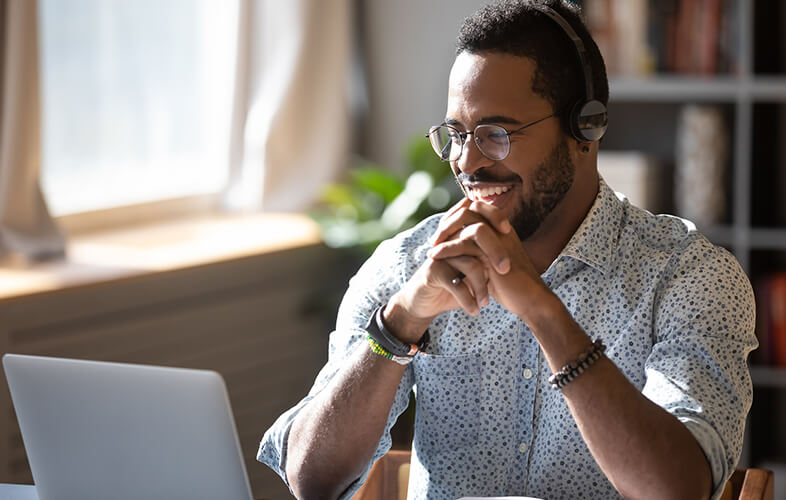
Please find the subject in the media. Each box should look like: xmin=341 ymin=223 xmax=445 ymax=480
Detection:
xmin=548 ymin=339 xmax=606 ymax=390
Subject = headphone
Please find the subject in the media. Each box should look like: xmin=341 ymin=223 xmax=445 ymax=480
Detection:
xmin=533 ymin=5 xmax=608 ymax=142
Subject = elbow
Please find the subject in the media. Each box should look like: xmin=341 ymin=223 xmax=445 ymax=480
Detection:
xmin=618 ymin=485 xmax=710 ymax=500
xmin=615 ymin=469 xmax=711 ymax=500
xmin=286 ymin=455 xmax=356 ymax=500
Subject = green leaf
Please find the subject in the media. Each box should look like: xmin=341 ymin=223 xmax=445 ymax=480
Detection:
xmin=405 ymin=135 xmax=449 ymax=181
xmin=349 ymin=167 xmax=405 ymax=203
xmin=320 ymin=184 xmax=357 ymax=208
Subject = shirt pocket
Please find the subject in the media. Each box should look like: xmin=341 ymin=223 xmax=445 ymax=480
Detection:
xmin=412 ymin=352 xmax=482 ymax=451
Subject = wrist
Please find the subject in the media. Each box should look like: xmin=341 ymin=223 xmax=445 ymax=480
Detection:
xmin=383 ymin=294 xmax=433 ymax=345
xmin=524 ymin=291 xmax=594 ymax=371
xmin=514 ymin=284 xmax=561 ymax=326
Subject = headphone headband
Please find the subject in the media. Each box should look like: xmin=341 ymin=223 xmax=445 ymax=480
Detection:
xmin=531 ymin=4 xmax=607 ymax=142
xmin=535 ymin=5 xmax=593 ymax=102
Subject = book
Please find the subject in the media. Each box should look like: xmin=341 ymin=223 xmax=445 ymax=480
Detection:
xmin=754 ymin=277 xmax=773 ymax=365
xmin=753 ymin=273 xmax=786 ymax=367
xmin=771 ymin=274 xmax=786 ymax=366
xmin=585 ymin=0 xmax=737 ymax=76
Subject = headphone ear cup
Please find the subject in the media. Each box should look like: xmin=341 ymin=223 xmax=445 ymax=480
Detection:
xmin=570 ymin=99 xmax=608 ymax=142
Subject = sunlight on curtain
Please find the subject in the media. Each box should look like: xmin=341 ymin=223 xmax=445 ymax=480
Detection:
xmin=0 ymin=0 xmax=64 ymax=260
xmin=224 ymin=0 xmax=352 ymax=213
xmin=38 ymin=0 xmax=239 ymax=215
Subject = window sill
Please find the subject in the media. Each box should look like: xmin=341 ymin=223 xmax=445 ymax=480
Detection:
xmin=0 ymin=212 xmax=322 ymax=302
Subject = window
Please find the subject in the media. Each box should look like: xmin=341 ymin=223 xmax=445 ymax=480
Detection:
xmin=39 ymin=0 xmax=239 ymax=216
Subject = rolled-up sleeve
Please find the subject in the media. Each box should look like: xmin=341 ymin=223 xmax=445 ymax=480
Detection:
xmin=644 ymin=241 xmax=758 ymax=499
xmin=257 ymin=219 xmax=435 ymax=497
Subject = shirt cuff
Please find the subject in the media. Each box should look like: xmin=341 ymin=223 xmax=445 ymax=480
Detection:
xmin=256 ymin=394 xmax=386 ymax=499
xmin=679 ymin=416 xmax=729 ymax=500
xmin=256 ymin=396 xmax=313 ymax=494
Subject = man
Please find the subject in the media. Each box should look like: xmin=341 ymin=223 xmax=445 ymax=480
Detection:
xmin=258 ymin=1 xmax=757 ymax=499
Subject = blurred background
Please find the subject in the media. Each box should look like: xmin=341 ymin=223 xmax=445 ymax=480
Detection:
xmin=0 ymin=0 xmax=785 ymax=498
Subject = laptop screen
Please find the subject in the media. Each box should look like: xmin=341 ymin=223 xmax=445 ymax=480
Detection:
xmin=3 ymin=354 xmax=254 ymax=500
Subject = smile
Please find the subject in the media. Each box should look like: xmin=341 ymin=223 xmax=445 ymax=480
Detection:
xmin=465 ymin=184 xmax=513 ymax=202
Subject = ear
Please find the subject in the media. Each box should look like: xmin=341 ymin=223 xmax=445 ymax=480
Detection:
xmin=569 ymin=139 xmax=596 ymax=171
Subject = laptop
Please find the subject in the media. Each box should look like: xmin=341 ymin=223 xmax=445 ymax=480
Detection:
xmin=2 ymin=354 xmax=254 ymax=500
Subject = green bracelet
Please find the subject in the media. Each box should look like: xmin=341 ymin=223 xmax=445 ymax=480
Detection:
xmin=366 ymin=335 xmax=414 ymax=365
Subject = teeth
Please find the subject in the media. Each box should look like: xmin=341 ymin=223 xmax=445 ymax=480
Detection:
xmin=469 ymin=185 xmax=510 ymax=199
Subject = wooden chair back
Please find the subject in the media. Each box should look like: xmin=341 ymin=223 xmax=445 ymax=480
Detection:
xmin=720 ymin=468 xmax=774 ymax=500
xmin=352 ymin=450 xmax=410 ymax=500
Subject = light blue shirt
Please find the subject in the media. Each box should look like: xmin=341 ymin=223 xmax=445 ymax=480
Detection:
xmin=258 ymin=178 xmax=757 ymax=499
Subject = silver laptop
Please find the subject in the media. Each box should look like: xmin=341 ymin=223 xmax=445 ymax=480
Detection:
xmin=2 ymin=354 xmax=254 ymax=500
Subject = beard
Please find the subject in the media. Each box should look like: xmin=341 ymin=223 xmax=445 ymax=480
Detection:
xmin=454 ymin=137 xmax=576 ymax=240
xmin=509 ymin=137 xmax=575 ymax=240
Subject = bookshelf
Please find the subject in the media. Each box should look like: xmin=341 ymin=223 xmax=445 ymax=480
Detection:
xmin=586 ymin=0 xmax=786 ymax=471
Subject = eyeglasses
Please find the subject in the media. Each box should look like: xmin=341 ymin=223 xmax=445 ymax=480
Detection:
xmin=426 ymin=113 xmax=555 ymax=162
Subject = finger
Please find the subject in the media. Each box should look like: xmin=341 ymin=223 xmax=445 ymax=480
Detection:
xmin=468 ymin=200 xmax=513 ymax=235
xmin=439 ymin=256 xmax=490 ymax=314
xmin=429 ymin=198 xmax=472 ymax=245
xmin=424 ymin=259 xmax=478 ymax=315
xmin=428 ymin=224 xmax=511 ymax=274
xmin=432 ymin=203 xmax=512 ymax=246
xmin=432 ymin=206 xmax=488 ymax=246
xmin=445 ymin=196 xmax=472 ymax=218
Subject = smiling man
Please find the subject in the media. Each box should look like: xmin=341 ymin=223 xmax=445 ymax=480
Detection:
xmin=258 ymin=1 xmax=757 ymax=499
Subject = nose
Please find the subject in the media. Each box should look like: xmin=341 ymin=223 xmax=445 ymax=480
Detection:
xmin=454 ymin=133 xmax=493 ymax=175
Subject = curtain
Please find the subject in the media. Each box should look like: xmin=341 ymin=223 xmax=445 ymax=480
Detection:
xmin=0 ymin=0 xmax=64 ymax=260
xmin=224 ymin=0 xmax=352 ymax=212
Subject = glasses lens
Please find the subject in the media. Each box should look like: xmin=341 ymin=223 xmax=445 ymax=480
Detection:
xmin=428 ymin=125 xmax=461 ymax=162
xmin=474 ymin=125 xmax=510 ymax=161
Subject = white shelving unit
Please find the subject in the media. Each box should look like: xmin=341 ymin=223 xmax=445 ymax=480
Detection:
xmin=599 ymin=0 xmax=786 ymax=471
xmin=604 ymin=0 xmax=786 ymax=270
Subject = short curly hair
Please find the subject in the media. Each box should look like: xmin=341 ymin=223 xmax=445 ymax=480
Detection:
xmin=456 ymin=0 xmax=608 ymax=136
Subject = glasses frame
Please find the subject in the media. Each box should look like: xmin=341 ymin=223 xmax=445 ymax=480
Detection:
xmin=426 ymin=112 xmax=556 ymax=162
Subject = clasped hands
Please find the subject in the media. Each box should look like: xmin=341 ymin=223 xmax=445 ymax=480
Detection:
xmin=388 ymin=198 xmax=552 ymax=342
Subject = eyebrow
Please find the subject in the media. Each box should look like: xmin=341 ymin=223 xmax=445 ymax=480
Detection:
xmin=444 ymin=115 xmax=523 ymax=127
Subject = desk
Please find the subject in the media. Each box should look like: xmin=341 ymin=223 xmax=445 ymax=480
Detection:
xmin=0 ymin=486 xmax=275 ymax=500
xmin=0 ymin=484 xmax=37 ymax=500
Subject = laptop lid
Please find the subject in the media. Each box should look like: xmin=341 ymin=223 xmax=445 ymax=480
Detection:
xmin=2 ymin=354 xmax=254 ymax=500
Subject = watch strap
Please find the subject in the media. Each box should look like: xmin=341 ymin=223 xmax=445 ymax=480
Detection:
xmin=364 ymin=305 xmax=428 ymax=358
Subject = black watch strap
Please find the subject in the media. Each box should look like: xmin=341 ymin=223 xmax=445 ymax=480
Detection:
xmin=364 ymin=305 xmax=428 ymax=357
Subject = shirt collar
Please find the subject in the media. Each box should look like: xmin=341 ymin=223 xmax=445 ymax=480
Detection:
xmin=553 ymin=176 xmax=624 ymax=275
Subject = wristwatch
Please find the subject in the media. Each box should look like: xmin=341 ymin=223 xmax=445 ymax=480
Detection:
xmin=365 ymin=305 xmax=429 ymax=358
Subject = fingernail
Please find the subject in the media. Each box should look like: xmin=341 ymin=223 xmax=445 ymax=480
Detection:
xmin=498 ymin=258 xmax=510 ymax=274
xmin=501 ymin=219 xmax=512 ymax=233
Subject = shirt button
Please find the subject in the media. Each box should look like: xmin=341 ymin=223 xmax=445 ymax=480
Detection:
xmin=518 ymin=442 xmax=528 ymax=453
xmin=523 ymin=368 xmax=534 ymax=379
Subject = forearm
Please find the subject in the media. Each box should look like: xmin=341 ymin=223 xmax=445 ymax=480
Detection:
xmin=529 ymin=296 xmax=712 ymax=500
xmin=286 ymin=344 xmax=407 ymax=499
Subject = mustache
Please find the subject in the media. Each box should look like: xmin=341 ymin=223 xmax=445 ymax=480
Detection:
xmin=455 ymin=170 xmax=520 ymax=185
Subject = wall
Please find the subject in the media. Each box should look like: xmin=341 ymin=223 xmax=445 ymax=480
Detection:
xmin=360 ymin=0 xmax=484 ymax=171
xmin=0 ymin=244 xmax=350 ymax=499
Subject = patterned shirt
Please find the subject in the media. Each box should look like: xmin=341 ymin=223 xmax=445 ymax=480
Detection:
xmin=258 ymin=178 xmax=757 ymax=499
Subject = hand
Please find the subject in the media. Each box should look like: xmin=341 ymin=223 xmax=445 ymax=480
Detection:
xmin=383 ymin=199 xmax=512 ymax=343
xmin=427 ymin=199 xmax=551 ymax=321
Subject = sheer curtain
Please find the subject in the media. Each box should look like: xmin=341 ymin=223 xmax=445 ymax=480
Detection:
xmin=0 ymin=0 xmax=64 ymax=260
xmin=225 ymin=0 xmax=352 ymax=212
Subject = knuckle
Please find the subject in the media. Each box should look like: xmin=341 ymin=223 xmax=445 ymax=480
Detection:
xmin=463 ymin=223 xmax=482 ymax=239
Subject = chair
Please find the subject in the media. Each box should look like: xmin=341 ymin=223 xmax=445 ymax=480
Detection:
xmin=355 ymin=453 xmax=774 ymax=500
xmin=720 ymin=468 xmax=774 ymax=500
xmin=352 ymin=450 xmax=411 ymax=500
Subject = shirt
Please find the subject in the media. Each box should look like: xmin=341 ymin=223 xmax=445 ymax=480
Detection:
xmin=258 ymin=178 xmax=757 ymax=500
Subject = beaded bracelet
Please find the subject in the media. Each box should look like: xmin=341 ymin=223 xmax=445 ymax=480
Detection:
xmin=548 ymin=338 xmax=606 ymax=390
xmin=366 ymin=335 xmax=415 ymax=365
